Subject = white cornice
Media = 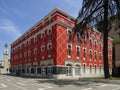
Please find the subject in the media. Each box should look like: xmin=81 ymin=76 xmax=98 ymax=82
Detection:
xmin=11 ymin=8 xmax=76 ymax=46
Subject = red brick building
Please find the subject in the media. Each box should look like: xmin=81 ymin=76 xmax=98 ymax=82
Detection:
xmin=10 ymin=8 xmax=112 ymax=79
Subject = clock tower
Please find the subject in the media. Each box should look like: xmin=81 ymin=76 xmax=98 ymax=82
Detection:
xmin=3 ymin=43 xmax=9 ymax=70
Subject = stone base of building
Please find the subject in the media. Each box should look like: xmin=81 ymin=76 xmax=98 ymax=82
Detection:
xmin=112 ymin=67 xmax=120 ymax=77
xmin=0 ymin=68 xmax=9 ymax=74
xmin=10 ymin=65 xmax=106 ymax=79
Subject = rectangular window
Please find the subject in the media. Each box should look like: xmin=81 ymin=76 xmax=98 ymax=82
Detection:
xmin=41 ymin=67 xmax=46 ymax=76
xmin=47 ymin=66 xmax=52 ymax=76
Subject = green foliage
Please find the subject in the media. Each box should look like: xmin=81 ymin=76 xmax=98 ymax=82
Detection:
xmin=113 ymin=39 xmax=120 ymax=44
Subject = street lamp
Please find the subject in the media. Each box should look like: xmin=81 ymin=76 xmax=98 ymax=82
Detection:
xmin=0 ymin=63 xmax=1 ymax=74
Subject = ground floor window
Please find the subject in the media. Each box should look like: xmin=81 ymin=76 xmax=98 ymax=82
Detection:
xmin=99 ymin=66 xmax=101 ymax=73
xmin=34 ymin=67 xmax=37 ymax=74
xmin=83 ymin=64 xmax=86 ymax=74
xmin=27 ymin=68 xmax=29 ymax=73
xmin=75 ymin=65 xmax=80 ymax=75
xmin=90 ymin=65 xmax=92 ymax=74
xmin=94 ymin=65 xmax=96 ymax=74
xmin=66 ymin=64 xmax=72 ymax=76
xmin=47 ymin=66 xmax=52 ymax=76
xmin=41 ymin=67 xmax=46 ymax=76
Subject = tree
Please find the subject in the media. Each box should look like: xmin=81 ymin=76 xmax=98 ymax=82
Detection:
xmin=73 ymin=0 xmax=120 ymax=79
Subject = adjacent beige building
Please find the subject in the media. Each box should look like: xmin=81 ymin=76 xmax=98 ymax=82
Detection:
xmin=115 ymin=43 xmax=120 ymax=67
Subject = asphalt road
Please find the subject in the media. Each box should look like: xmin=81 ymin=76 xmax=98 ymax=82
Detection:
xmin=0 ymin=74 xmax=120 ymax=90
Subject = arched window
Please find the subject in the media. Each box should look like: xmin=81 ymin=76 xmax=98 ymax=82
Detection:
xmin=83 ymin=35 xmax=86 ymax=46
xmin=83 ymin=49 xmax=86 ymax=58
xmin=90 ymin=51 xmax=92 ymax=59
xmin=68 ymin=45 xmax=71 ymax=56
xmin=42 ymin=33 xmax=44 ymax=43
xmin=75 ymin=65 xmax=80 ymax=75
xmin=34 ymin=37 xmax=37 ymax=47
xmin=34 ymin=49 xmax=37 ymax=58
xmin=90 ymin=39 xmax=92 ymax=48
xmin=76 ymin=47 xmax=80 ymax=57
xmin=66 ymin=64 xmax=72 ymax=76
xmin=94 ymin=52 xmax=97 ymax=60
xmin=99 ymin=53 xmax=102 ymax=60
xmin=76 ymin=33 xmax=80 ymax=43
xmin=68 ymin=30 xmax=72 ymax=41
xmin=48 ymin=44 xmax=52 ymax=55
xmin=42 ymin=47 xmax=45 ymax=57
xmin=48 ymin=30 xmax=52 ymax=41
xmin=90 ymin=65 xmax=92 ymax=74
xmin=94 ymin=41 xmax=97 ymax=50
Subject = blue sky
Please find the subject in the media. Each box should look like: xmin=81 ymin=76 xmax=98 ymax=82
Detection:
xmin=0 ymin=0 xmax=82 ymax=60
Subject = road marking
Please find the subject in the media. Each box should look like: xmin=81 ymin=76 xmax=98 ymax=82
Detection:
xmin=82 ymin=88 xmax=92 ymax=90
xmin=100 ymin=84 xmax=108 ymax=87
xmin=112 ymin=88 xmax=120 ymax=90
xmin=1 ymin=81 xmax=28 ymax=90
xmin=0 ymin=84 xmax=8 ymax=88
xmin=34 ymin=84 xmax=53 ymax=90
xmin=6 ymin=79 xmax=10 ymax=81
xmin=17 ymin=82 xmax=26 ymax=86
xmin=19 ymin=80 xmax=28 ymax=83
xmin=38 ymin=88 xmax=44 ymax=90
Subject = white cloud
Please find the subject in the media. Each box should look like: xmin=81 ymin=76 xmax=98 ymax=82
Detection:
xmin=0 ymin=19 xmax=22 ymax=38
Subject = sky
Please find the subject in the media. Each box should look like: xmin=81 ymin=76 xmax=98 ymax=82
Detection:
xmin=0 ymin=0 xmax=82 ymax=60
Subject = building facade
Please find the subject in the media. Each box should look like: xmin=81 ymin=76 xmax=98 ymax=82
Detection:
xmin=10 ymin=8 xmax=112 ymax=79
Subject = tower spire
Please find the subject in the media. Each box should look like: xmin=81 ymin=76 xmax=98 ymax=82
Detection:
xmin=4 ymin=43 xmax=8 ymax=55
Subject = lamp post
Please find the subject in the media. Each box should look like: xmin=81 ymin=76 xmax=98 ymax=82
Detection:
xmin=0 ymin=63 xmax=1 ymax=74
